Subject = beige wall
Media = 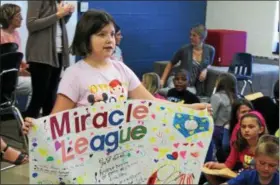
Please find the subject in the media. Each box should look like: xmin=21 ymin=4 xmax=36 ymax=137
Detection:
xmin=206 ymin=1 xmax=278 ymax=58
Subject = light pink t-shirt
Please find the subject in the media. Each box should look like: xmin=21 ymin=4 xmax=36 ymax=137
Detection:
xmin=58 ymin=60 xmax=141 ymax=107
xmin=0 ymin=29 xmax=21 ymax=52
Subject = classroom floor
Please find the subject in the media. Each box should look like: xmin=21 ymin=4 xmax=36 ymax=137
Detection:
xmin=1 ymin=163 xmax=29 ymax=184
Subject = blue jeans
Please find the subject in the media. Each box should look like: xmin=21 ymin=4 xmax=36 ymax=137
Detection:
xmin=213 ymin=126 xmax=226 ymax=162
xmin=205 ymin=141 xmax=214 ymax=162
xmin=222 ymin=128 xmax=230 ymax=154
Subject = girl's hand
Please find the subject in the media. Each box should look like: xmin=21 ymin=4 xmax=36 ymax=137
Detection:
xmin=204 ymin=161 xmax=218 ymax=169
xmin=189 ymin=103 xmax=213 ymax=116
xmin=22 ymin=117 xmax=34 ymax=135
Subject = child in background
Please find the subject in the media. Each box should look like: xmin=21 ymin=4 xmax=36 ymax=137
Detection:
xmin=167 ymin=69 xmax=200 ymax=104
xmin=111 ymin=24 xmax=123 ymax=62
xmin=250 ymin=79 xmax=279 ymax=135
xmin=142 ymin=72 xmax=166 ymax=100
xmin=224 ymin=134 xmax=279 ymax=185
xmin=222 ymin=99 xmax=254 ymax=156
xmin=210 ymin=73 xmax=238 ymax=162
xmin=204 ymin=111 xmax=267 ymax=185
xmin=22 ymin=9 xmax=211 ymax=134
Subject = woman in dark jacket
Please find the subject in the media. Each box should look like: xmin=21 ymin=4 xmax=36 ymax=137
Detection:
xmin=160 ymin=24 xmax=215 ymax=95
xmin=25 ymin=0 xmax=74 ymax=118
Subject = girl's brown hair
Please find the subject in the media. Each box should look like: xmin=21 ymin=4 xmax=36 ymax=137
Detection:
xmin=214 ymin=73 xmax=238 ymax=104
xmin=234 ymin=111 xmax=268 ymax=152
xmin=71 ymin=9 xmax=115 ymax=57
xmin=229 ymin=98 xmax=254 ymax=135
xmin=142 ymin=72 xmax=160 ymax=95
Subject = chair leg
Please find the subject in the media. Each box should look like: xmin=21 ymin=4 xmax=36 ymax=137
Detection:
xmin=11 ymin=106 xmax=28 ymax=153
xmin=1 ymin=164 xmax=16 ymax=171
xmin=212 ymin=87 xmax=217 ymax=95
xmin=240 ymin=80 xmax=247 ymax=95
xmin=248 ymin=80 xmax=254 ymax=93
xmin=0 ymin=106 xmax=28 ymax=171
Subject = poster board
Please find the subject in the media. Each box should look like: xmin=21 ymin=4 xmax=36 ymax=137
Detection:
xmin=29 ymin=100 xmax=213 ymax=184
xmin=201 ymin=167 xmax=237 ymax=179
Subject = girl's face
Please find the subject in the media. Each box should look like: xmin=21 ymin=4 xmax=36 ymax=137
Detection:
xmin=237 ymin=105 xmax=251 ymax=120
xmin=10 ymin=11 xmax=22 ymax=28
xmin=240 ymin=117 xmax=264 ymax=141
xmin=115 ymin=30 xmax=123 ymax=45
xmin=90 ymin=23 xmax=116 ymax=59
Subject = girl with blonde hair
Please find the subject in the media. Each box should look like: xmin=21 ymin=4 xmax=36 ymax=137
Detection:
xmin=142 ymin=72 xmax=165 ymax=99
xmin=224 ymin=134 xmax=279 ymax=185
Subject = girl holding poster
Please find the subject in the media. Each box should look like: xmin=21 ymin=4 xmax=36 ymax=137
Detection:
xmin=22 ymin=9 xmax=211 ymax=134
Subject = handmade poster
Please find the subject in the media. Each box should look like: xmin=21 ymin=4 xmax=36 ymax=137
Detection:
xmin=29 ymin=100 xmax=213 ymax=184
xmin=201 ymin=167 xmax=237 ymax=179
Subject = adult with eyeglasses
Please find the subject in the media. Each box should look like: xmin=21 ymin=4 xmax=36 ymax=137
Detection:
xmin=0 ymin=3 xmax=32 ymax=111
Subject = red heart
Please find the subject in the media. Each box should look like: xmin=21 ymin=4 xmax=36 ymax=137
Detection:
xmin=172 ymin=152 xmax=178 ymax=160
xmin=191 ymin=152 xmax=199 ymax=158
xmin=173 ymin=143 xmax=180 ymax=148
xmin=183 ymin=143 xmax=189 ymax=146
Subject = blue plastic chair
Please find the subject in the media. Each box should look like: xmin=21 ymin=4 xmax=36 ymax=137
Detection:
xmin=228 ymin=53 xmax=254 ymax=95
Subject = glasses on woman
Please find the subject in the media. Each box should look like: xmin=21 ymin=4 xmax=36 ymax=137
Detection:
xmin=13 ymin=12 xmax=23 ymax=20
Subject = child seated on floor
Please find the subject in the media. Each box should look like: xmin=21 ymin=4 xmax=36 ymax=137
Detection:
xmin=203 ymin=111 xmax=268 ymax=185
xmin=223 ymin=134 xmax=279 ymax=185
xmin=222 ymin=99 xmax=254 ymax=161
xmin=142 ymin=72 xmax=166 ymax=100
xmin=167 ymin=69 xmax=200 ymax=104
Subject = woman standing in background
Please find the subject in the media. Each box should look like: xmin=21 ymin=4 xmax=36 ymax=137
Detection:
xmin=25 ymin=0 xmax=74 ymax=118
